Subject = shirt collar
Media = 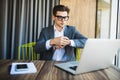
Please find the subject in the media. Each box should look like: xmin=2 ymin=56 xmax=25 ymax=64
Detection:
xmin=54 ymin=25 xmax=66 ymax=32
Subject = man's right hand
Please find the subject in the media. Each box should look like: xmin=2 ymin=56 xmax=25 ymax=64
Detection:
xmin=50 ymin=36 xmax=71 ymax=49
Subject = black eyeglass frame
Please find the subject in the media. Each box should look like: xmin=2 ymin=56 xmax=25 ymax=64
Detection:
xmin=55 ymin=15 xmax=69 ymax=21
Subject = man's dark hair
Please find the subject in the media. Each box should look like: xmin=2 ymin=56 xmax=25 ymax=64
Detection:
xmin=53 ymin=5 xmax=70 ymax=16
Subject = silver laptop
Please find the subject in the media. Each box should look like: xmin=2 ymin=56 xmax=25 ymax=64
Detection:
xmin=54 ymin=39 xmax=120 ymax=74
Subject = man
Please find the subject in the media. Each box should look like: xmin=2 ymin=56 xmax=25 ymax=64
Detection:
xmin=34 ymin=5 xmax=87 ymax=61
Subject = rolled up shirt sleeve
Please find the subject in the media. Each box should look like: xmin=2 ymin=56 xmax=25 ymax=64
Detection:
xmin=70 ymin=40 xmax=76 ymax=47
xmin=46 ymin=40 xmax=52 ymax=50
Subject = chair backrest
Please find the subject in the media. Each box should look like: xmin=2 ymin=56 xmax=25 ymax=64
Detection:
xmin=18 ymin=42 xmax=81 ymax=60
xmin=18 ymin=42 xmax=40 ymax=60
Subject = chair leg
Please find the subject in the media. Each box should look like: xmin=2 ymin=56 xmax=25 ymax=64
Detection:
xmin=18 ymin=46 xmax=21 ymax=60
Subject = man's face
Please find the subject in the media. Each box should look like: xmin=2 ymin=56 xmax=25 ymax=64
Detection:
xmin=53 ymin=11 xmax=69 ymax=28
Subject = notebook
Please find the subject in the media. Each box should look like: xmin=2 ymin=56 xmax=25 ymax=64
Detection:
xmin=54 ymin=39 xmax=120 ymax=74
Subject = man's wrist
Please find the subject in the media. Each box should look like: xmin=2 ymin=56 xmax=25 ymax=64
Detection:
xmin=50 ymin=38 xmax=55 ymax=46
xmin=69 ymin=40 xmax=71 ymax=45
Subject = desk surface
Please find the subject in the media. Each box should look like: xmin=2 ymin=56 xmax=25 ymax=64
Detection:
xmin=0 ymin=60 xmax=120 ymax=80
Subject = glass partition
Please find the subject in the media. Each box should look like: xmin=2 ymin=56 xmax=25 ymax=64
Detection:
xmin=96 ymin=0 xmax=111 ymax=38
xmin=96 ymin=0 xmax=120 ymax=68
xmin=96 ymin=0 xmax=119 ymax=39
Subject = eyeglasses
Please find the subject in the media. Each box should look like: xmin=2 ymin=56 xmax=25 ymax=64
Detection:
xmin=55 ymin=16 xmax=69 ymax=21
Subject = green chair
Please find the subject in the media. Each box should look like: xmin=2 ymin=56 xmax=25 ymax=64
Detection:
xmin=18 ymin=42 xmax=81 ymax=60
xmin=76 ymin=48 xmax=82 ymax=61
xmin=18 ymin=42 xmax=40 ymax=60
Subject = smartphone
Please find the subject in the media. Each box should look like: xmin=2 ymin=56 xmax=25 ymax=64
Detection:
xmin=15 ymin=64 xmax=28 ymax=71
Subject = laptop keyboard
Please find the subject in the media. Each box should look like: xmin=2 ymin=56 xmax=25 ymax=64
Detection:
xmin=67 ymin=61 xmax=78 ymax=70
xmin=69 ymin=66 xmax=77 ymax=70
